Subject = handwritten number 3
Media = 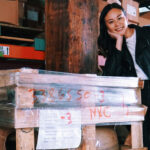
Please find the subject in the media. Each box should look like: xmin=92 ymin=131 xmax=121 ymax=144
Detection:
xmin=66 ymin=112 xmax=72 ymax=124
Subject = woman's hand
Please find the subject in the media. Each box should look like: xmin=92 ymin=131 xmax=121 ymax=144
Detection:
xmin=107 ymin=30 xmax=123 ymax=51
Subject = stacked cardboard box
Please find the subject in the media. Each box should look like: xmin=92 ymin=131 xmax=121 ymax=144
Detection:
xmin=0 ymin=0 xmax=19 ymax=25
xmin=0 ymin=0 xmax=44 ymax=29
xmin=121 ymin=0 xmax=139 ymax=24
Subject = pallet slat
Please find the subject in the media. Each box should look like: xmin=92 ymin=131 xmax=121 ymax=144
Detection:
xmin=0 ymin=71 xmax=143 ymax=88
xmin=0 ymin=105 xmax=146 ymax=128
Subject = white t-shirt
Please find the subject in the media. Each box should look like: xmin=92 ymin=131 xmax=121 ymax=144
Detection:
xmin=126 ymin=29 xmax=148 ymax=80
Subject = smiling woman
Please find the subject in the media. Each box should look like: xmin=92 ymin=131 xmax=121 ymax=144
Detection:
xmin=104 ymin=8 xmax=133 ymax=50
xmin=105 ymin=9 xmax=128 ymax=36
xmin=97 ymin=2 xmax=150 ymax=150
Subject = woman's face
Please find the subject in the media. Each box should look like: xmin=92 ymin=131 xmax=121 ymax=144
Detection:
xmin=104 ymin=8 xmax=128 ymax=36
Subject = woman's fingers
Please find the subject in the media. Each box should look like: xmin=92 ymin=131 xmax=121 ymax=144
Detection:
xmin=107 ymin=30 xmax=122 ymax=40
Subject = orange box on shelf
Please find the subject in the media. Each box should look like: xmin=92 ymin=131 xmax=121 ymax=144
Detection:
xmin=0 ymin=44 xmax=45 ymax=60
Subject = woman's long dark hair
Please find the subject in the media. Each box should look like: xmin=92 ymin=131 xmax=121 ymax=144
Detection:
xmin=97 ymin=3 xmax=126 ymax=57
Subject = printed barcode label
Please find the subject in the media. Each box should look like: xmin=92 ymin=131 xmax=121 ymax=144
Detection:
xmin=0 ymin=46 xmax=9 ymax=55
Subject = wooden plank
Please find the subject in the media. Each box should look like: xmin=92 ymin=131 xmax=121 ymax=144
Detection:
xmin=131 ymin=122 xmax=143 ymax=148
xmin=0 ymin=69 xmax=143 ymax=88
xmin=0 ymin=105 xmax=144 ymax=128
xmin=15 ymin=87 xmax=34 ymax=108
xmin=0 ymin=69 xmax=39 ymax=87
xmin=15 ymin=84 xmax=35 ymax=150
xmin=0 ymin=73 xmax=17 ymax=88
xmin=28 ymin=85 xmax=140 ymax=106
xmin=0 ymin=35 xmax=34 ymax=42
xmin=15 ymin=108 xmax=39 ymax=128
xmin=0 ymin=105 xmax=146 ymax=128
xmin=79 ymin=126 xmax=96 ymax=150
xmin=16 ymin=128 xmax=34 ymax=150
xmin=0 ymin=76 xmax=142 ymax=106
xmin=0 ymin=68 xmax=38 ymax=74
xmin=81 ymin=106 xmax=146 ymax=124
xmin=18 ymin=73 xmax=142 ymax=88
xmin=0 ymin=23 xmax=44 ymax=32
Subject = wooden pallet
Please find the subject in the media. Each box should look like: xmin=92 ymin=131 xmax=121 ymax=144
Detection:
xmin=0 ymin=68 xmax=147 ymax=150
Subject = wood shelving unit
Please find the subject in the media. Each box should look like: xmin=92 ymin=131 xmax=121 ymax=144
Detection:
xmin=0 ymin=23 xmax=45 ymax=69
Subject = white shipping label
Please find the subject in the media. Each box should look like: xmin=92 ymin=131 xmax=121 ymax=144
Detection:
xmin=127 ymin=4 xmax=137 ymax=17
xmin=0 ymin=46 xmax=9 ymax=55
xmin=36 ymin=109 xmax=81 ymax=150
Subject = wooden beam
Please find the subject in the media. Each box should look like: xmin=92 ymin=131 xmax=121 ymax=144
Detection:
xmin=131 ymin=122 xmax=143 ymax=148
xmin=16 ymin=128 xmax=34 ymax=150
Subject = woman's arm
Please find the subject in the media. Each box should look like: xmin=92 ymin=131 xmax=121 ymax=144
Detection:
xmin=102 ymin=31 xmax=124 ymax=76
xmin=107 ymin=30 xmax=123 ymax=51
xmin=103 ymin=48 xmax=123 ymax=76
